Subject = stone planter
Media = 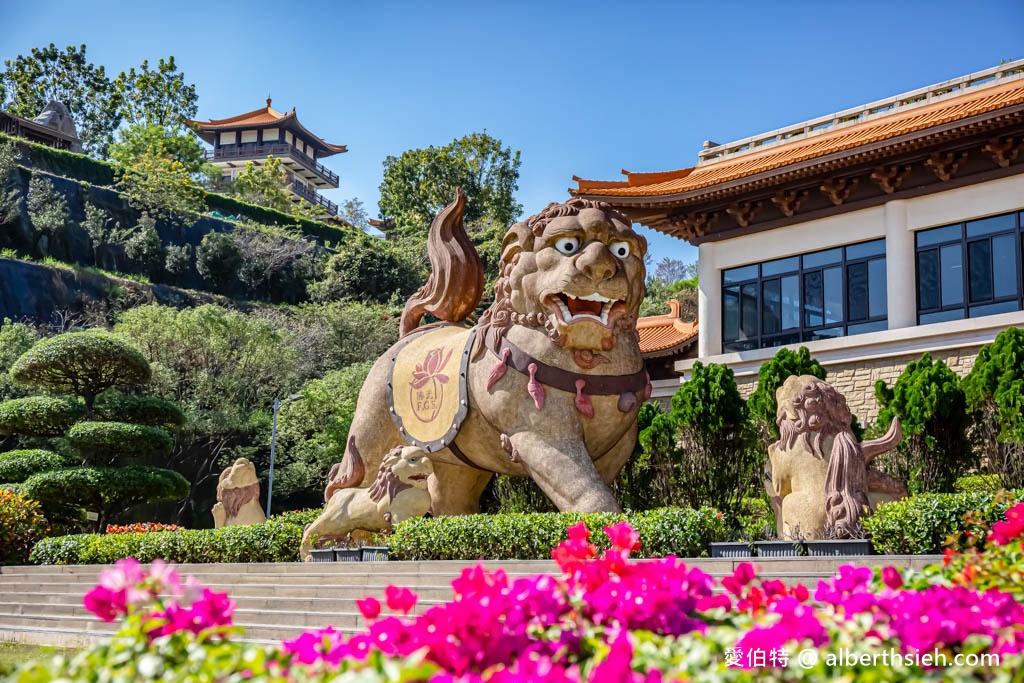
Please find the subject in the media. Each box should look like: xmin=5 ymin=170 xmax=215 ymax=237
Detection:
xmin=361 ymin=546 xmax=390 ymax=562
xmin=754 ymin=541 xmax=806 ymax=558
xmin=709 ymin=542 xmax=756 ymax=558
xmin=309 ymin=548 xmax=334 ymax=563
xmin=805 ymin=539 xmax=872 ymax=556
xmin=334 ymin=548 xmax=362 ymax=562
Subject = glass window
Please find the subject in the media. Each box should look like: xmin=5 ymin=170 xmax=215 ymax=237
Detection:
xmin=781 ymin=276 xmax=800 ymax=330
xmin=762 ymin=280 xmax=782 ymax=336
xmin=967 ymin=213 xmax=1016 ymax=238
xmin=723 ymin=287 xmax=739 ymax=342
xmin=845 ymin=239 xmax=885 ymax=260
xmin=940 ymin=244 xmax=964 ymax=307
xmin=761 ymin=256 xmax=799 ymax=277
xmin=823 ymin=267 xmax=843 ymax=324
xmin=970 ymin=300 xmax=1019 ymax=318
xmin=803 ymin=248 xmax=842 ymax=268
xmin=920 ymin=309 xmax=965 ymax=325
xmin=917 ymin=251 xmax=939 ymax=311
xmin=804 ymin=271 xmax=823 ymax=328
xmin=740 ymin=283 xmax=758 ymax=340
xmin=917 ymin=224 xmax=961 ymax=247
xmin=723 ymin=264 xmax=758 ymax=284
xmin=993 ymin=234 xmax=1018 ymax=299
xmin=968 ymin=240 xmax=993 ymax=303
xmin=848 ymin=262 xmax=868 ymax=321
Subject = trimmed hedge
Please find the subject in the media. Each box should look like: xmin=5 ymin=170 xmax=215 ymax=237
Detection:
xmin=21 ymin=466 xmax=189 ymax=512
xmin=0 ymin=449 xmax=76 ymax=483
xmin=32 ymin=510 xmax=317 ymax=564
xmin=0 ymin=396 xmax=85 ymax=436
xmin=0 ymin=132 xmax=116 ymax=186
xmin=96 ymin=393 xmax=186 ymax=428
xmin=864 ymin=489 xmax=1024 ymax=554
xmin=390 ymin=507 xmax=729 ymax=561
xmin=205 ymin=193 xmax=353 ymax=245
xmin=66 ymin=421 xmax=174 ymax=460
xmin=954 ymin=474 xmax=1004 ymax=493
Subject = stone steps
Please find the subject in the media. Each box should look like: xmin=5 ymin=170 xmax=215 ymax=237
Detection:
xmin=0 ymin=555 xmax=942 ymax=649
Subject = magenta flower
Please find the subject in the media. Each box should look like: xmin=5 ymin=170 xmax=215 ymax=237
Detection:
xmin=604 ymin=522 xmax=641 ymax=552
xmin=385 ymin=585 xmax=418 ymax=614
xmin=82 ymin=585 xmax=126 ymax=622
xmin=357 ymin=596 xmax=382 ymax=619
xmin=881 ymin=566 xmax=904 ymax=590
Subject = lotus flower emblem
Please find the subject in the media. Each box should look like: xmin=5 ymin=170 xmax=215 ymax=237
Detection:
xmin=409 ymin=347 xmax=453 ymax=422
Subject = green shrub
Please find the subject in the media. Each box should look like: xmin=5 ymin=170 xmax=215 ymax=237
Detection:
xmin=0 ymin=489 xmax=49 ymax=564
xmin=0 ymin=449 xmax=75 ymax=483
xmin=954 ymin=474 xmax=1004 ymax=493
xmin=31 ymin=509 xmax=313 ymax=564
xmin=26 ymin=174 xmax=68 ymax=237
xmin=0 ymin=395 xmax=85 ymax=436
xmin=66 ymin=421 xmax=173 ymax=462
xmin=864 ymin=489 xmax=1023 ymax=554
xmin=95 ymin=391 xmax=185 ymax=428
xmin=873 ymin=353 xmax=974 ymax=494
xmin=747 ymin=346 xmax=826 ymax=443
xmin=389 ymin=507 xmax=728 ymax=561
xmin=205 ymin=192 xmax=352 ymax=245
xmin=0 ymin=132 xmax=116 ymax=186
xmin=196 ymin=231 xmax=241 ymax=288
xmin=613 ymin=401 xmax=664 ymax=511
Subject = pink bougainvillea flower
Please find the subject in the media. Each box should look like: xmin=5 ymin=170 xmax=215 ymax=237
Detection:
xmin=357 ymin=596 xmax=382 ymax=620
xmin=990 ymin=503 xmax=1024 ymax=546
xmin=282 ymin=626 xmax=346 ymax=666
xmin=881 ymin=566 xmax=904 ymax=590
xmin=82 ymin=585 xmax=126 ymax=622
xmin=384 ymin=585 xmax=418 ymax=614
xmin=604 ymin=522 xmax=641 ymax=552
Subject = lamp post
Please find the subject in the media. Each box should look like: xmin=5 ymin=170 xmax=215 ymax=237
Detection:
xmin=267 ymin=394 xmax=303 ymax=518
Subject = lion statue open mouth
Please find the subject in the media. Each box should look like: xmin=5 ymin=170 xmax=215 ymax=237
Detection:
xmin=324 ymin=191 xmax=648 ymax=515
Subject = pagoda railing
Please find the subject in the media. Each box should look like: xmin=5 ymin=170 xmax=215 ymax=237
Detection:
xmin=290 ymin=180 xmax=338 ymax=216
xmin=203 ymin=143 xmax=339 ymax=186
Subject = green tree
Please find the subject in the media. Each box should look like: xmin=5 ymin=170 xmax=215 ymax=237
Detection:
xmin=0 ymin=44 xmax=122 ymax=157
xmin=123 ymin=213 xmax=165 ymax=276
xmin=962 ymin=327 xmax=1024 ymax=489
xmin=285 ymin=301 xmax=400 ymax=377
xmin=0 ymin=139 xmax=22 ymax=226
xmin=115 ymin=148 xmax=205 ymax=218
xmin=747 ymin=347 xmax=827 ymax=444
xmin=308 ymin=242 xmax=419 ymax=304
xmin=9 ymin=332 xmax=150 ymax=417
xmin=109 ymin=124 xmax=216 ymax=179
xmin=641 ymin=275 xmax=698 ymax=319
xmin=0 ymin=319 xmax=38 ymax=401
xmin=339 ymin=197 xmax=369 ymax=231
xmin=873 ymin=353 xmax=975 ymax=494
xmin=26 ymin=174 xmax=68 ymax=240
xmin=113 ymin=56 xmax=197 ymax=129
xmin=230 ymin=155 xmax=319 ymax=219
xmin=196 ymin=232 xmax=241 ymax=289
xmin=639 ymin=362 xmax=757 ymax=517
xmin=613 ymin=401 xmax=664 ymax=511
xmin=378 ymin=131 xmax=522 ymax=238
xmin=82 ymin=202 xmax=130 ymax=269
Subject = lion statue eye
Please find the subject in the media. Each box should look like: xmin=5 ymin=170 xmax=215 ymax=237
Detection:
xmin=554 ymin=237 xmax=581 ymax=255
xmin=610 ymin=241 xmax=630 ymax=259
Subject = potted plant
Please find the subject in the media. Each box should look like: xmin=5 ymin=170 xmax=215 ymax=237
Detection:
xmin=805 ymin=523 xmax=872 ymax=556
xmin=360 ymin=529 xmax=391 ymax=562
xmin=308 ymin=535 xmax=334 ymax=563
xmin=709 ymin=531 xmax=756 ymax=558
xmin=753 ymin=525 xmax=806 ymax=557
xmin=334 ymin=534 xmax=361 ymax=562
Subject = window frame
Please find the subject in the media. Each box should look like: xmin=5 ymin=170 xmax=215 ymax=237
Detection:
xmin=914 ymin=210 xmax=1024 ymax=325
xmin=721 ymin=239 xmax=887 ymax=352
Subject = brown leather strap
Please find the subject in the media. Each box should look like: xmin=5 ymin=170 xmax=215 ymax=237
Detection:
xmin=496 ymin=337 xmax=647 ymax=396
xmin=447 ymin=438 xmax=487 ymax=471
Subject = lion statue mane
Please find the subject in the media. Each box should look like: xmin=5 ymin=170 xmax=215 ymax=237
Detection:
xmin=325 ymin=190 xmax=649 ymax=515
xmin=766 ymin=375 xmax=908 ymax=539
xmin=212 ymin=457 xmax=266 ymax=528
xmin=300 ymin=446 xmax=432 ymax=561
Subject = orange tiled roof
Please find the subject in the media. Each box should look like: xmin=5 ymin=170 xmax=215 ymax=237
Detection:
xmin=575 ymin=79 xmax=1024 ymax=199
xmin=187 ymin=99 xmax=347 ymax=156
xmin=637 ymin=301 xmax=698 ymax=356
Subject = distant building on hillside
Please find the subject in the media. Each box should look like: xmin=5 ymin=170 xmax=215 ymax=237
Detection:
xmin=574 ymin=59 xmax=1024 ymax=422
xmin=188 ymin=98 xmax=346 ymax=217
xmin=0 ymin=100 xmax=82 ymax=152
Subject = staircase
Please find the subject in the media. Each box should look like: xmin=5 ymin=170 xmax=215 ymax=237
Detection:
xmin=0 ymin=555 xmax=941 ymax=648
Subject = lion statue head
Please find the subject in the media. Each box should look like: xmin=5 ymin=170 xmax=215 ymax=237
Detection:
xmin=367 ymin=446 xmax=433 ymax=504
xmin=217 ymin=457 xmax=261 ymax=519
xmin=475 ymin=198 xmax=647 ymax=359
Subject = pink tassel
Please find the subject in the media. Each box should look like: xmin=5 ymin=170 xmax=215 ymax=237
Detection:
xmin=487 ymin=348 xmax=511 ymax=391
xmin=574 ymin=379 xmax=594 ymax=418
xmin=527 ymin=363 xmax=545 ymax=410
xmin=618 ymin=392 xmax=637 ymax=413
xmin=643 ymin=371 xmax=652 ymax=401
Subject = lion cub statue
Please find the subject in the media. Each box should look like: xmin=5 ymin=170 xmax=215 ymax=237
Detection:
xmin=212 ymin=457 xmax=267 ymax=528
xmin=765 ymin=375 xmax=908 ymax=540
xmin=299 ymin=446 xmax=433 ymax=562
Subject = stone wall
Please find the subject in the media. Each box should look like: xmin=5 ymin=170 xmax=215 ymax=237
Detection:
xmin=733 ymin=346 xmax=981 ymax=426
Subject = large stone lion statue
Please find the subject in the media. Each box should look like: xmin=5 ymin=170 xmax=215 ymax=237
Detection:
xmin=765 ymin=375 xmax=908 ymax=539
xmin=300 ymin=446 xmax=433 ymax=561
xmin=327 ymin=190 xmax=648 ymax=515
xmin=211 ymin=457 xmax=267 ymax=528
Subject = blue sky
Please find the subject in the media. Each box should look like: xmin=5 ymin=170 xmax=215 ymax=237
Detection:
xmin=3 ymin=0 xmax=1023 ymax=265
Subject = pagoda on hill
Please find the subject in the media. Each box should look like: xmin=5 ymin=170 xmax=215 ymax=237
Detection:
xmin=188 ymin=98 xmax=346 ymax=216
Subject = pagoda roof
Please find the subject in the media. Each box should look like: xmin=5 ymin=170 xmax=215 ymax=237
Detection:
xmin=187 ymin=99 xmax=347 ymax=157
xmin=636 ymin=300 xmax=698 ymax=358
xmin=572 ymin=66 xmax=1024 ymax=203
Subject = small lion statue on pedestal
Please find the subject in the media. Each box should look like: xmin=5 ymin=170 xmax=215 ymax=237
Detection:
xmin=299 ymin=446 xmax=433 ymax=562
xmin=212 ymin=458 xmax=267 ymax=528
xmin=766 ymin=375 xmax=908 ymax=540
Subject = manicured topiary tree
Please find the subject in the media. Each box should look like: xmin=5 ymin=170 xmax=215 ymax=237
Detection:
xmin=1 ymin=331 xmax=188 ymax=530
xmin=962 ymin=327 xmax=1024 ymax=489
xmin=873 ymin=353 xmax=974 ymax=494
xmin=639 ymin=362 xmax=757 ymax=517
xmin=746 ymin=346 xmax=826 ymax=444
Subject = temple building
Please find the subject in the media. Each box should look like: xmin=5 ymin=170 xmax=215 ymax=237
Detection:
xmin=573 ymin=60 xmax=1024 ymax=421
xmin=0 ymin=100 xmax=81 ymax=152
xmin=188 ymin=99 xmax=346 ymax=216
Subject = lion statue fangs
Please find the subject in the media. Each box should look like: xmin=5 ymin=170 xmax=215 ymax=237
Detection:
xmin=766 ymin=375 xmax=907 ymax=540
xmin=327 ymin=191 xmax=649 ymax=516
xmin=212 ymin=458 xmax=267 ymax=528
xmin=299 ymin=446 xmax=433 ymax=562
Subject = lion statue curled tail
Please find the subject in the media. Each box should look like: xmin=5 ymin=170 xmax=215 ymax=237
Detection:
xmin=300 ymin=446 xmax=432 ymax=561
xmin=324 ymin=189 xmax=649 ymax=515
xmin=766 ymin=375 xmax=908 ymax=539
